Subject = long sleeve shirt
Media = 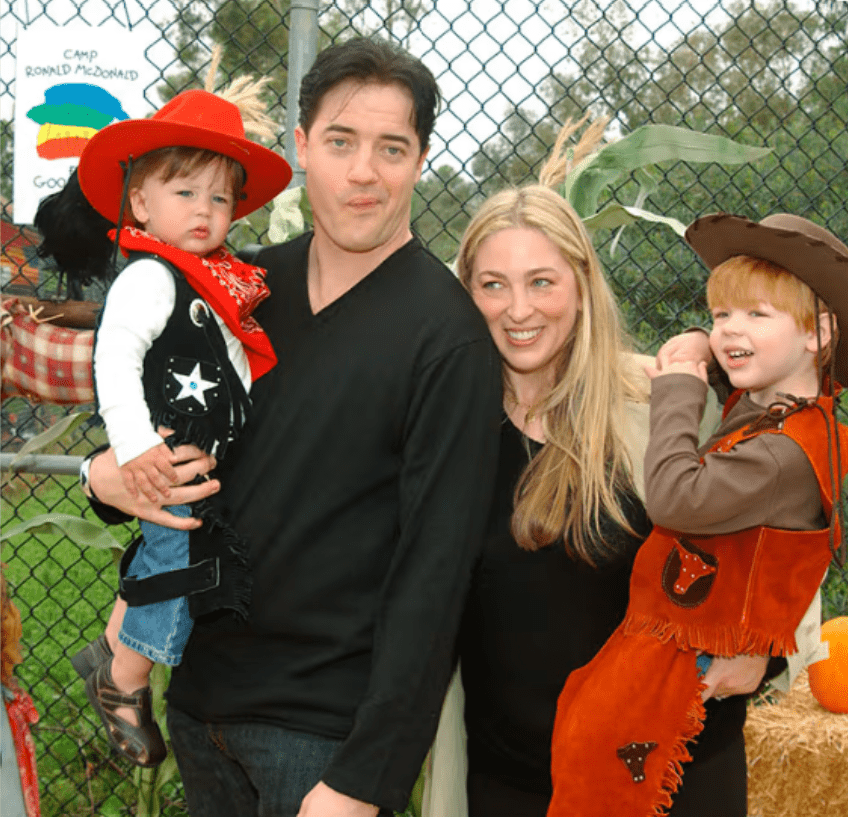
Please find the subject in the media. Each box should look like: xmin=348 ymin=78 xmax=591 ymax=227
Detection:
xmin=94 ymin=258 xmax=250 ymax=465
xmin=166 ymin=233 xmax=503 ymax=811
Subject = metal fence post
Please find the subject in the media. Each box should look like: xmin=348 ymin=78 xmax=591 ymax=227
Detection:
xmin=286 ymin=0 xmax=320 ymax=188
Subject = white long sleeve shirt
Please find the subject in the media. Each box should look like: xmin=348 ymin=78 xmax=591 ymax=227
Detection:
xmin=94 ymin=257 xmax=251 ymax=466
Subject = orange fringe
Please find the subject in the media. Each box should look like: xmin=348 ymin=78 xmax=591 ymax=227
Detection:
xmin=623 ymin=611 xmax=798 ymax=658
xmin=650 ymin=681 xmax=708 ymax=816
xmin=1 ymin=568 xmax=23 ymax=686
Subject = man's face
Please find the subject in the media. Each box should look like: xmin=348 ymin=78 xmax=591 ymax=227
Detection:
xmin=295 ymin=80 xmax=429 ymax=258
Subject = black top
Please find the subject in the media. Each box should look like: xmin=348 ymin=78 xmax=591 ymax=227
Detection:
xmin=139 ymin=260 xmax=250 ymax=460
xmin=166 ymin=233 xmax=502 ymax=812
xmin=459 ymin=416 xmax=751 ymax=800
xmin=459 ymin=416 xmax=651 ymax=795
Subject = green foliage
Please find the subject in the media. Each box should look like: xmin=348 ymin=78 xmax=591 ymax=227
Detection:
xmin=133 ymin=665 xmax=180 ymax=817
xmin=462 ymin=0 xmax=847 ymax=349
xmin=561 ymin=124 xmax=773 ymax=259
xmin=412 ymin=165 xmax=480 ymax=264
xmin=7 ymin=412 xmax=93 ymax=466
xmin=1 ymin=513 xmax=124 ymax=563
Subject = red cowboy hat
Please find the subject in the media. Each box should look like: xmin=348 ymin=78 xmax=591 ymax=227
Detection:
xmin=685 ymin=212 xmax=848 ymax=385
xmin=77 ymin=89 xmax=292 ymax=223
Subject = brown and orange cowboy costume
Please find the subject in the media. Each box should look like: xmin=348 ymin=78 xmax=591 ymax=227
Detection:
xmin=548 ymin=213 xmax=848 ymax=817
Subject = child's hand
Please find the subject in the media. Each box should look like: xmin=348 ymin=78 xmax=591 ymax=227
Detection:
xmin=119 ymin=443 xmax=181 ymax=502
xmin=657 ymin=329 xmax=712 ymax=366
xmin=644 ymin=348 xmax=709 ymax=383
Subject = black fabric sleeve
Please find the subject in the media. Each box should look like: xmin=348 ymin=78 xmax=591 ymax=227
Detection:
xmin=320 ymin=338 xmax=502 ymax=811
xmin=83 ymin=444 xmax=134 ymax=525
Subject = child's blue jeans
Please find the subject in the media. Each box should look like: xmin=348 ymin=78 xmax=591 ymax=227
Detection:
xmin=119 ymin=504 xmax=193 ymax=666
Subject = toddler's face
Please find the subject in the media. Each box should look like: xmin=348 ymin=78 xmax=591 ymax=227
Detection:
xmin=129 ymin=161 xmax=233 ymax=256
xmin=709 ymin=299 xmax=820 ymax=406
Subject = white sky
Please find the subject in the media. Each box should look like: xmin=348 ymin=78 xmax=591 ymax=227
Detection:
xmin=2 ymin=0 xmax=830 ymax=170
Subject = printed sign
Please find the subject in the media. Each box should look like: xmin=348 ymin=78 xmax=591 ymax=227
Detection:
xmin=13 ymin=19 xmax=159 ymax=224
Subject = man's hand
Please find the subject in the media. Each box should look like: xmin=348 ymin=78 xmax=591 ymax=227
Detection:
xmin=119 ymin=442 xmax=181 ymax=501
xmin=89 ymin=445 xmax=219 ymax=528
xmin=297 ymin=782 xmax=379 ymax=817
xmin=700 ymin=654 xmax=769 ymax=702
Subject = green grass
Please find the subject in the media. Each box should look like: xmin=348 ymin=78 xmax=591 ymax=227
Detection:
xmin=2 ymin=461 xmax=846 ymax=815
xmin=2 ymin=474 xmax=187 ymax=816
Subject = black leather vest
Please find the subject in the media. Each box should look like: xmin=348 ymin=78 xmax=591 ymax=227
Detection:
xmin=139 ymin=257 xmax=251 ymax=460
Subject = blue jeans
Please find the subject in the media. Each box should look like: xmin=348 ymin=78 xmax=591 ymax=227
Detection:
xmin=119 ymin=505 xmax=193 ymax=666
xmin=168 ymin=705 xmax=345 ymax=816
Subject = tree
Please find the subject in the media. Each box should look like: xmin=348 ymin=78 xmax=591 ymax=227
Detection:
xmin=323 ymin=0 xmax=428 ymax=47
xmin=462 ymin=0 xmax=847 ymax=348
xmin=411 ymin=164 xmax=480 ymax=265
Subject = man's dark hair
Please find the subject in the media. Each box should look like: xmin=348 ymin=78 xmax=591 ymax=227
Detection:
xmin=298 ymin=37 xmax=440 ymax=153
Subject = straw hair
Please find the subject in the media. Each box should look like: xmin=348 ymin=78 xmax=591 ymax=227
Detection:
xmin=538 ymin=114 xmax=610 ymax=189
xmin=204 ymin=46 xmax=277 ymax=141
xmin=745 ymin=670 xmax=848 ymax=817
xmin=457 ymin=117 xmax=645 ymax=562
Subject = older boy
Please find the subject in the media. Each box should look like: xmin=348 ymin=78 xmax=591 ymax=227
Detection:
xmin=549 ymin=212 xmax=847 ymax=817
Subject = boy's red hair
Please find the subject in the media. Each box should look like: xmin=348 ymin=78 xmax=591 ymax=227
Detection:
xmin=707 ymin=255 xmax=837 ymax=372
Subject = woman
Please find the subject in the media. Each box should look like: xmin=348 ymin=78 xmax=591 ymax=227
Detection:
xmin=449 ymin=121 xmax=775 ymax=817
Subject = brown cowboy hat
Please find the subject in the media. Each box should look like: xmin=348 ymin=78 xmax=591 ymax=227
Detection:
xmin=77 ymin=89 xmax=292 ymax=223
xmin=685 ymin=212 xmax=848 ymax=385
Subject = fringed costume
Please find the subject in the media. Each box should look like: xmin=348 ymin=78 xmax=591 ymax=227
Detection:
xmin=548 ymin=382 xmax=846 ymax=817
xmin=96 ymin=227 xmax=277 ymax=625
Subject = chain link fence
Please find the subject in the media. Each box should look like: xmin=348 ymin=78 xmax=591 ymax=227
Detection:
xmin=2 ymin=1 xmax=847 ymax=813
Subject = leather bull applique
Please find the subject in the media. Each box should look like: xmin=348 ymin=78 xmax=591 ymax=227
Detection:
xmin=661 ymin=537 xmax=718 ymax=608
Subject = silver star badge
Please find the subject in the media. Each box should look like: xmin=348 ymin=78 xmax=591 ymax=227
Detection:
xmin=172 ymin=362 xmax=218 ymax=408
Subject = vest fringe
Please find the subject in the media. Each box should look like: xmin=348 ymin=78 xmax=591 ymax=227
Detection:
xmin=152 ymin=409 xmax=233 ymax=459
xmin=649 ymin=689 xmax=706 ymax=817
xmin=622 ymin=611 xmax=798 ymax=658
xmin=195 ymin=500 xmax=252 ymax=620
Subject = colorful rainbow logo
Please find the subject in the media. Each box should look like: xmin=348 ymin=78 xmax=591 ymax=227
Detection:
xmin=26 ymin=83 xmax=129 ymax=160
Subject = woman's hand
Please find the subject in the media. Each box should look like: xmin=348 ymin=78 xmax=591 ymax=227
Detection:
xmin=88 ymin=444 xmax=219 ymax=529
xmin=700 ymin=654 xmax=769 ymax=701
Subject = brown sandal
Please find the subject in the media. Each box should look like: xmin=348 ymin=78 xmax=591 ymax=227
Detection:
xmin=85 ymin=658 xmax=167 ymax=767
xmin=70 ymin=634 xmax=113 ymax=679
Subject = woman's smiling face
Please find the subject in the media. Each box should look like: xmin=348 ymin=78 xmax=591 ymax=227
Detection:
xmin=470 ymin=226 xmax=582 ymax=385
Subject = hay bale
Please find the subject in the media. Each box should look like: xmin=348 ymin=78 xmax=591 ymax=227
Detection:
xmin=745 ymin=669 xmax=848 ymax=817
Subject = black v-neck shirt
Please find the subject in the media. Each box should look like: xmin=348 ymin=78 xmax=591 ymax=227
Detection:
xmin=168 ymin=233 xmax=502 ymax=811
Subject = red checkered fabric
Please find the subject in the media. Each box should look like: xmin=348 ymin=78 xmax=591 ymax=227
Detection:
xmin=1 ymin=299 xmax=94 ymax=404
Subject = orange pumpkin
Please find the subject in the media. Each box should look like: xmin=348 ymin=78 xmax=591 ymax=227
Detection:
xmin=808 ymin=616 xmax=848 ymax=713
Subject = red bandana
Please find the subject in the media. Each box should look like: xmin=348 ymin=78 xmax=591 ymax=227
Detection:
xmin=113 ymin=227 xmax=277 ymax=380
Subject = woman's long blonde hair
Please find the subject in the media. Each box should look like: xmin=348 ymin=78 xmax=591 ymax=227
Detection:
xmin=456 ymin=117 xmax=644 ymax=564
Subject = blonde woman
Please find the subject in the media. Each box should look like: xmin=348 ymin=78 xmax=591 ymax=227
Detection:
xmin=446 ymin=121 xmax=782 ymax=817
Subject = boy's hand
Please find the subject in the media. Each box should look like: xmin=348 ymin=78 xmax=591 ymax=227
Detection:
xmin=645 ymin=349 xmax=708 ymax=383
xmin=657 ymin=329 xmax=712 ymax=366
xmin=120 ymin=442 xmax=181 ymax=502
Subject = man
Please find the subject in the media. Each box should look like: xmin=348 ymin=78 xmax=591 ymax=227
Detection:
xmin=86 ymin=37 xmax=501 ymax=816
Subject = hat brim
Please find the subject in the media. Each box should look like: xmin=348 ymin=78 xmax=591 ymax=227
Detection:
xmin=685 ymin=213 xmax=848 ymax=386
xmin=77 ymin=118 xmax=292 ymax=223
